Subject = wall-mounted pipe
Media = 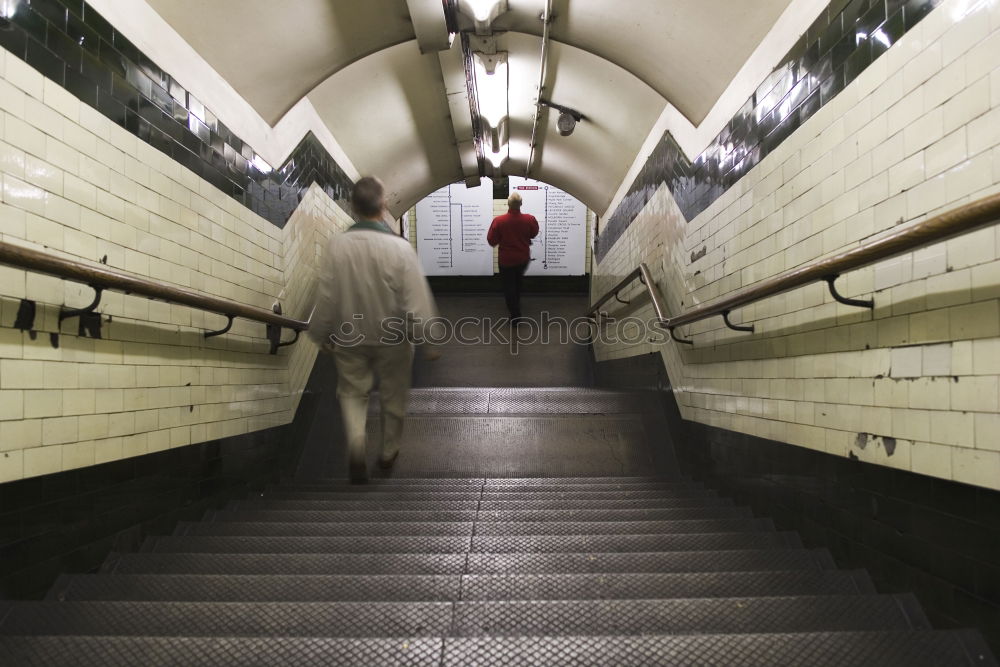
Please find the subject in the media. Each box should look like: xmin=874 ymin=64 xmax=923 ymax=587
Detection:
xmin=525 ymin=0 xmax=553 ymax=177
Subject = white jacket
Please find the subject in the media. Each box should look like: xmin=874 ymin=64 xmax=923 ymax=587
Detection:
xmin=309 ymin=221 xmax=437 ymax=347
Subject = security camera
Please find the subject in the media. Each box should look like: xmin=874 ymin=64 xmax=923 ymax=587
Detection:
xmin=557 ymin=112 xmax=577 ymax=136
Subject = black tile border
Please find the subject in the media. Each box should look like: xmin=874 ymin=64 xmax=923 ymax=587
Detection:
xmin=594 ymin=350 xmax=1000 ymax=655
xmin=1 ymin=0 xmax=355 ymax=228
xmin=596 ymin=0 xmax=943 ymax=263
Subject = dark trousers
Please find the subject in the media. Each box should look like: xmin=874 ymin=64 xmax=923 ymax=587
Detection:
xmin=499 ymin=262 xmax=528 ymax=320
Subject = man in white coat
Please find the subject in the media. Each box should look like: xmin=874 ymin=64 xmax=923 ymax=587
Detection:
xmin=309 ymin=176 xmax=437 ymax=483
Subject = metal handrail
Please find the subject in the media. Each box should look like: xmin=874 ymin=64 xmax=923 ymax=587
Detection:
xmin=0 ymin=240 xmax=309 ymax=353
xmin=590 ymin=191 xmax=1000 ymax=344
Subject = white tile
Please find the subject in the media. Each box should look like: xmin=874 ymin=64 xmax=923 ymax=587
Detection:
xmin=943 ymin=75 xmax=990 ymax=134
xmin=952 ymin=447 xmax=1000 ymax=490
xmin=890 ymin=346 xmax=922 ymax=378
xmin=0 ymin=449 xmax=23 ymax=482
xmin=924 ymin=127 xmax=967 ymax=177
xmin=23 ymin=445 xmax=61 ymax=478
xmin=4 ymin=55 xmax=44 ymax=99
xmin=964 ymin=25 xmax=1000 ymax=82
xmin=887 ymin=152 xmax=925 ymax=194
xmin=0 ymin=390 xmax=24 ymax=420
xmin=922 ymin=343 xmax=952 ymax=376
xmin=952 ymin=375 xmax=999 ymax=412
xmin=2 ymin=175 xmax=47 ymax=216
xmin=911 ymin=441 xmax=953 ymax=478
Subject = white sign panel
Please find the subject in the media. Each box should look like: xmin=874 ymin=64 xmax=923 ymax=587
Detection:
xmin=509 ymin=177 xmax=587 ymax=276
xmin=415 ymin=179 xmax=494 ymax=276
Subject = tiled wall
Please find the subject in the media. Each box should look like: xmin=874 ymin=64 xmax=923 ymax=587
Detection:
xmin=598 ymin=0 xmax=946 ymax=262
xmin=0 ymin=47 xmax=354 ymax=482
xmin=592 ymin=0 xmax=1000 ymax=490
xmin=0 ymin=0 xmax=354 ymax=228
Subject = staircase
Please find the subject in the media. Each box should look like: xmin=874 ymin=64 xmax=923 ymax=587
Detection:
xmin=1 ymin=294 xmax=995 ymax=664
xmin=0 ymin=475 xmax=994 ymax=665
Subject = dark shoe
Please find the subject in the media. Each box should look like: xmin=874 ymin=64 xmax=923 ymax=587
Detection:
xmin=378 ymin=450 xmax=400 ymax=470
xmin=349 ymin=450 xmax=368 ymax=484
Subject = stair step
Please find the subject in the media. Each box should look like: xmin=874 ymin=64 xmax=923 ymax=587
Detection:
xmin=208 ymin=509 xmax=479 ymax=523
xmin=259 ymin=491 xmax=485 ymax=501
xmin=0 ymin=595 xmax=927 ymax=638
xmin=273 ymin=481 xmax=704 ymax=494
xmin=144 ymin=532 xmax=798 ymax=555
xmin=146 ymin=535 xmax=472 ymax=554
xmin=209 ymin=506 xmax=752 ymax=524
xmin=0 ymin=635 xmax=446 ymax=667
xmin=0 ymin=601 xmax=452 ymax=637
xmin=442 ymin=631 xmax=996 ymax=667
xmin=480 ymin=507 xmax=754 ymax=522
xmin=474 ymin=518 xmax=775 ymax=535
xmin=179 ymin=521 xmax=477 ymax=537
xmin=2 ymin=631 xmax=991 ymax=667
xmin=51 ymin=574 xmax=462 ymax=602
xmin=103 ymin=549 xmax=832 ymax=576
xmin=465 ymin=549 xmax=835 ymax=574
xmin=261 ymin=488 xmax=719 ymax=501
xmin=460 ymin=570 xmax=875 ymax=600
xmin=469 ymin=532 xmax=801 ymax=553
xmin=450 ymin=595 xmax=929 ymax=636
xmin=181 ymin=518 xmax=773 ymax=538
xmin=231 ymin=497 xmax=733 ymax=511
xmin=108 ymin=552 xmax=469 ymax=575
xmin=50 ymin=570 xmax=873 ymax=603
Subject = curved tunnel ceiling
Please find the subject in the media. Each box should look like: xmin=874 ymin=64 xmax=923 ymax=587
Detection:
xmin=491 ymin=0 xmax=795 ymax=125
xmin=145 ymin=0 xmax=796 ymax=215
xmin=145 ymin=0 xmax=417 ymax=125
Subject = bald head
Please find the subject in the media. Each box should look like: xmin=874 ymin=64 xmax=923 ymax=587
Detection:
xmin=508 ymin=192 xmax=522 ymax=211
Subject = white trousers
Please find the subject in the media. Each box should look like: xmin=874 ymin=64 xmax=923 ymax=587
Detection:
xmin=330 ymin=344 xmax=414 ymax=460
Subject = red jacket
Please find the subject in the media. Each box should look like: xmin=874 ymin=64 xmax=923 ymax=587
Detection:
xmin=487 ymin=210 xmax=539 ymax=267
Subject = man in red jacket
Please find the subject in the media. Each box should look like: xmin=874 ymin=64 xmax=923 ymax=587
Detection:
xmin=487 ymin=192 xmax=539 ymax=324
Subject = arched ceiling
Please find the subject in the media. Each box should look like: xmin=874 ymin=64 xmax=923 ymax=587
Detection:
xmin=146 ymin=0 xmax=796 ymax=216
xmin=492 ymin=0 xmax=795 ymax=125
xmin=146 ymin=0 xmax=416 ymax=124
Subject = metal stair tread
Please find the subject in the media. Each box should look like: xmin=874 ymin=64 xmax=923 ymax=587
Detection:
xmin=182 ymin=518 xmax=774 ymax=537
xmin=50 ymin=570 xmax=874 ymax=602
xmin=441 ymin=630 xmax=997 ymax=666
xmin=0 ymin=631 xmax=992 ymax=667
xmin=103 ymin=549 xmax=834 ymax=576
xmin=449 ymin=594 xmax=929 ymax=636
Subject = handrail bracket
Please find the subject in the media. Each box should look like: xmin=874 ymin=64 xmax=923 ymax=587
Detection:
xmin=204 ymin=314 xmax=235 ymax=338
xmin=59 ymin=285 xmax=103 ymax=327
xmin=825 ymin=275 xmax=874 ymax=309
xmin=614 ymin=292 xmax=630 ymax=305
xmin=722 ymin=310 xmax=755 ymax=333
xmin=668 ymin=326 xmax=693 ymax=345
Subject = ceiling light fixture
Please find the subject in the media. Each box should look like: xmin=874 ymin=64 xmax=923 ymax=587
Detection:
xmin=0 ymin=0 xmax=20 ymax=26
xmin=486 ymin=150 xmax=507 ymax=169
xmin=465 ymin=0 xmax=500 ymax=21
xmin=461 ymin=0 xmax=509 ymax=35
xmin=473 ymin=53 xmax=508 ymax=129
